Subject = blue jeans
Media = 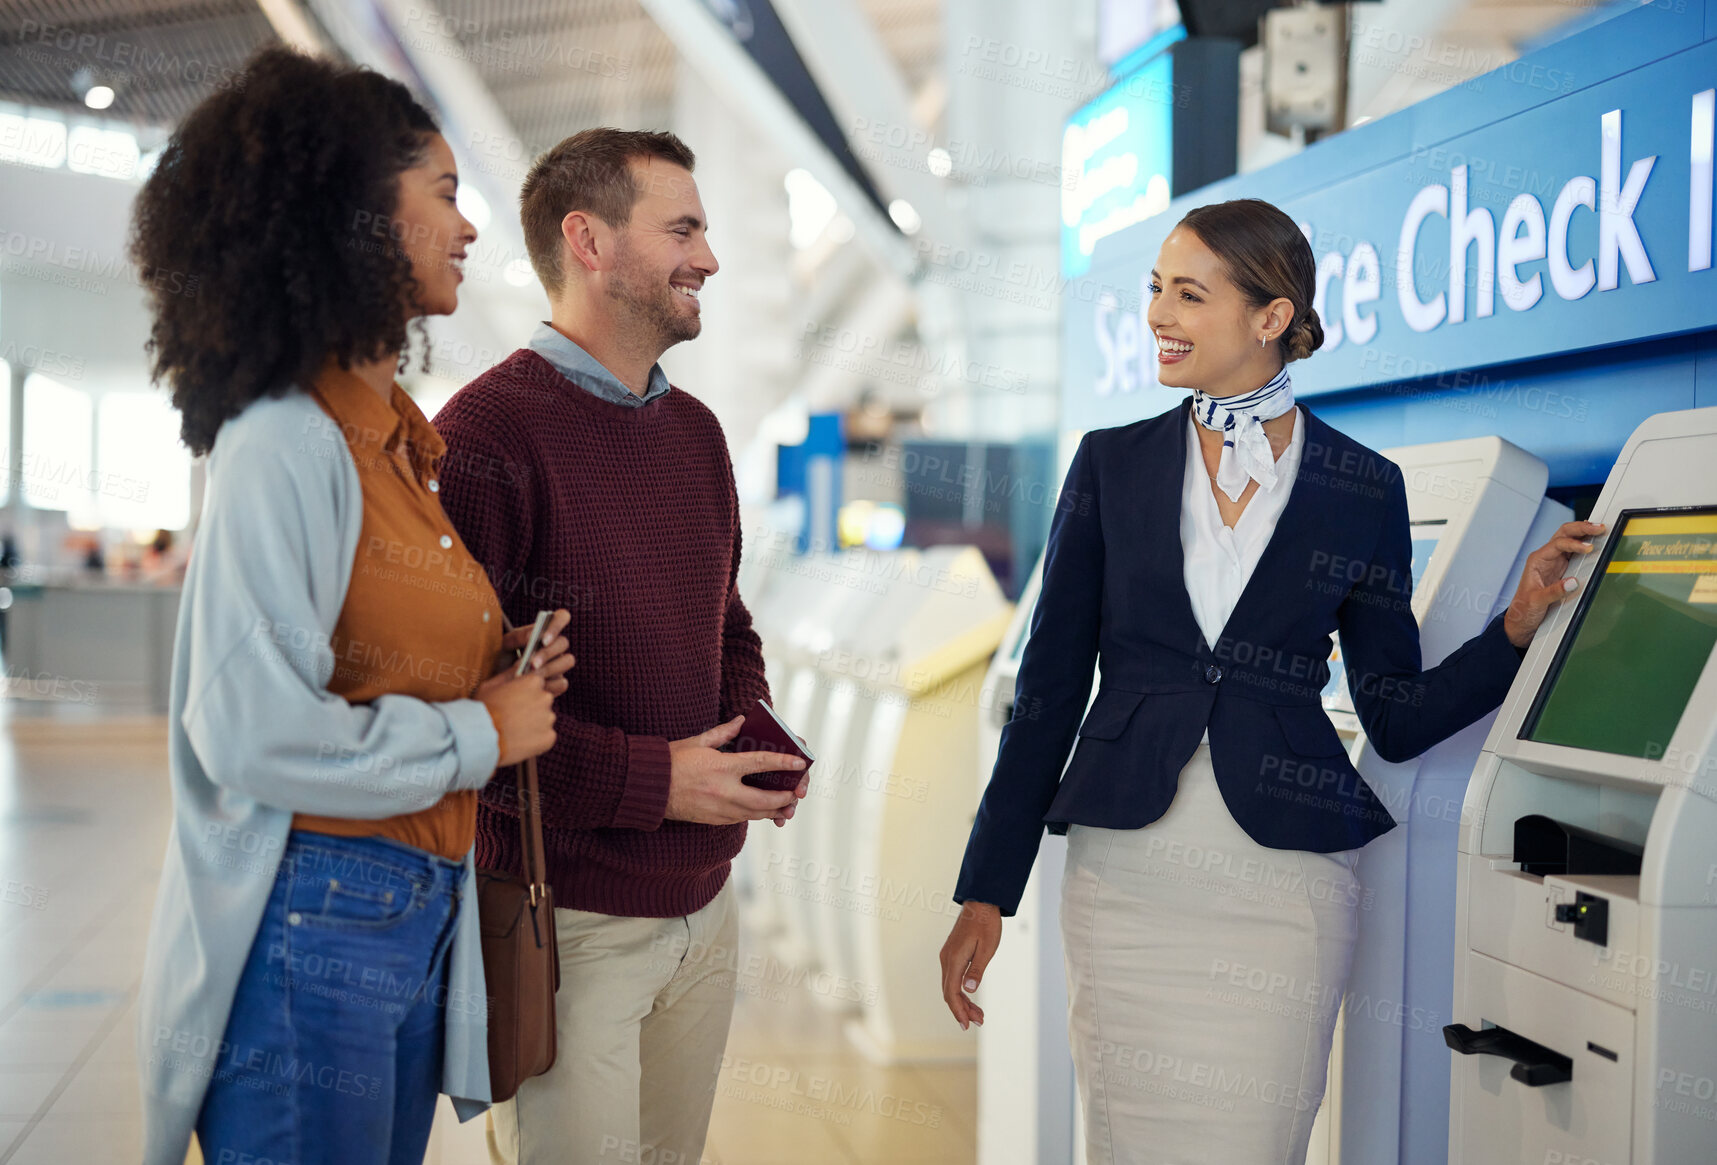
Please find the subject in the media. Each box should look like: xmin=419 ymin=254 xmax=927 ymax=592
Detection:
xmin=196 ymin=830 xmax=465 ymax=1165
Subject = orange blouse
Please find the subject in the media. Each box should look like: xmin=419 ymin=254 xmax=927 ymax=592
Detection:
xmin=292 ymin=365 xmax=504 ymax=860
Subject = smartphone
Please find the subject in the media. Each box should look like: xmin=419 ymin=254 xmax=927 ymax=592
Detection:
xmin=513 ymin=610 xmax=554 ymax=677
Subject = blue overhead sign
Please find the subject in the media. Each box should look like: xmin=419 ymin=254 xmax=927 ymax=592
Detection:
xmin=1060 ymin=32 xmax=1181 ymax=279
xmin=1061 ymin=4 xmax=1717 ymax=431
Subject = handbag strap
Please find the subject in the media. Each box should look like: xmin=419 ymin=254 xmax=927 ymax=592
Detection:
xmin=518 ymin=755 xmax=548 ymax=903
xmin=499 ymin=613 xmax=552 ymax=902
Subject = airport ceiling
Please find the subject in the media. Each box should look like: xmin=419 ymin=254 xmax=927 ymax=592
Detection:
xmin=0 ymin=0 xmax=942 ymax=153
xmin=0 ymin=0 xmax=1599 ymax=178
xmin=0 ymin=0 xmax=278 ymax=126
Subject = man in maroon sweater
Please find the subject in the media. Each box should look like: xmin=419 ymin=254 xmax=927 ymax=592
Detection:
xmin=434 ymin=129 xmax=807 ymax=1165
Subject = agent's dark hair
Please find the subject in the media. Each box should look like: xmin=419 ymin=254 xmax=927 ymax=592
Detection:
xmin=1177 ymin=198 xmax=1325 ymax=363
xmin=130 ymin=47 xmax=440 ymax=455
xmin=520 ymin=128 xmax=696 ymax=295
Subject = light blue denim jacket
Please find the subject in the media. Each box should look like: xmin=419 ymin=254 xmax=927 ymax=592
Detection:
xmin=136 ymin=390 xmax=500 ymax=1165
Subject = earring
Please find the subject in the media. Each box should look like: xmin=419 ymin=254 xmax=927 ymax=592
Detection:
xmin=1259 ymin=336 xmax=1267 ymax=348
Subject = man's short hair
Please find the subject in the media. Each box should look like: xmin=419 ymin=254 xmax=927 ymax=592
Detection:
xmin=520 ymin=128 xmax=696 ymax=294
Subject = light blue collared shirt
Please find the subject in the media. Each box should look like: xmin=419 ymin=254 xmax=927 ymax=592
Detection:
xmin=529 ymin=322 xmax=671 ymax=407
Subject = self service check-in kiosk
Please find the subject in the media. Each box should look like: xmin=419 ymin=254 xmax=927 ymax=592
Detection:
xmin=741 ymin=543 xmax=1012 ymax=1062
xmin=840 ymin=546 xmax=1011 ymax=1062
xmin=1318 ymin=438 xmax=1572 ymax=1165
xmin=1445 ymin=406 xmax=1717 ymax=1165
xmin=735 ymin=546 xmax=869 ymax=955
xmin=749 ymin=552 xmax=898 ymax=970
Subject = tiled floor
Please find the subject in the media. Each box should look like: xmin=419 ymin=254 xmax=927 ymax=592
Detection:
xmin=0 ymin=711 xmax=976 ymax=1164
xmin=0 ymin=712 xmax=166 ymax=1165
xmin=705 ymin=990 xmax=977 ymax=1164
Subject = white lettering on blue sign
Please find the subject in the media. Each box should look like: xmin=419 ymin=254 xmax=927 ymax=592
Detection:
xmin=1089 ymin=102 xmax=1686 ymax=398
xmin=1691 ymin=89 xmax=1714 ymax=273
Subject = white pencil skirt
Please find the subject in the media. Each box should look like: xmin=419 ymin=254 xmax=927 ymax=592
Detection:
xmin=1060 ymin=744 xmax=1362 ymax=1165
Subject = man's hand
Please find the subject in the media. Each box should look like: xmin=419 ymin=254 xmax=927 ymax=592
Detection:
xmin=1503 ymin=521 xmax=1607 ymax=648
xmin=666 ymin=715 xmax=809 ymax=826
xmin=939 ymin=901 xmax=1001 ymax=1031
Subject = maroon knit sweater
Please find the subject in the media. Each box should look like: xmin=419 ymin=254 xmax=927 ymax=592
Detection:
xmin=433 ymin=348 xmax=769 ymax=918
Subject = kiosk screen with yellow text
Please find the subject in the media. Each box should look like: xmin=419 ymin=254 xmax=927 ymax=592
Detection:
xmin=1526 ymin=510 xmax=1717 ymax=758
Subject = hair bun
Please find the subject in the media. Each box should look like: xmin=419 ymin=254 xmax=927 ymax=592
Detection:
xmin=1285 ymin=308 xmax=1324 ymax=362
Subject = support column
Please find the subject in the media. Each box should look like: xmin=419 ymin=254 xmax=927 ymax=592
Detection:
xmin=935 ymin=0 xmax=1096 ymax=440
xmin=663 ymin=61 xmax=800 ymax=500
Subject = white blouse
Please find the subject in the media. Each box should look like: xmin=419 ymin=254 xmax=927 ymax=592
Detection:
xmin=1180 ymin=407 xmax=1306 ymax=742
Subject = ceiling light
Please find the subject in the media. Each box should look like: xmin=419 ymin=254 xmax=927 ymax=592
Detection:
xmin=784 ymin=168 xmax=838 ymax=249
xmin=71 ymin=69 xmax=115 ymax=111
xmin=888 ymin=199 xmax=922 ymax=235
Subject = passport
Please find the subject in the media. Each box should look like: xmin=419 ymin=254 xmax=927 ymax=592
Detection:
xmin=733 ymin=697 xmax=817 ymax=791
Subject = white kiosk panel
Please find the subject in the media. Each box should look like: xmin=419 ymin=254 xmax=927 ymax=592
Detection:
xmin=1279 ymin=436 xmax=1564 ymax=1165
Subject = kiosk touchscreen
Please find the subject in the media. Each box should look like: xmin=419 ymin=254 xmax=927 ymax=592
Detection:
xmin=1521 ymin=510 xmax=1717 ymax=757
xmin=1320 ymin=526 xmax=1447 ymax=740
xmin=1320 ymin=438 xmax=1570 ymax=1165
xmin=1448 ymin=407 xmax=1717 ymax=1164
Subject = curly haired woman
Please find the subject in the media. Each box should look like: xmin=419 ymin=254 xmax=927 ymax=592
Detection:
xmin=131 ymin=48 xmax=572 ymax=1165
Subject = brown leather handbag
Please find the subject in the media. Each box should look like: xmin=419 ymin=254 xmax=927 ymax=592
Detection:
xmin=475 ymin=738 xmax=560 ymax=1101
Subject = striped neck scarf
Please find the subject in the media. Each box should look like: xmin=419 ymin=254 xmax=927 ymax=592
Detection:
xmin=1191 ymin=368 xmax=1295 ymax=502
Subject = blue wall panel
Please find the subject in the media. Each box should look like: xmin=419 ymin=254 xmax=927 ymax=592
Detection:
xmin=1311 ymin=339 xmax=1702 ymax=486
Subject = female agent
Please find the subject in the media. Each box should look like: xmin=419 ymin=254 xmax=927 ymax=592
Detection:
xmin=132 ymin=49 xmax=571 ymax=1165
xmin=939 ymin=198 xmax=1603 ymax=1164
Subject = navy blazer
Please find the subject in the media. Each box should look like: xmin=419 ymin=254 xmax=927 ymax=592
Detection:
xmin=954 ymin=400 xmax=1527 ymax=916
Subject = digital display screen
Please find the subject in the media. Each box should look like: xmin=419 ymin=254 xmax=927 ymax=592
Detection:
xmin=1060 ymin=43 xmax=1176 ymax=278
xmin=1323 ymin=528 xmax=1443 ymax=711
xmin=1523 ymin=508 xmax=1717 ymax=758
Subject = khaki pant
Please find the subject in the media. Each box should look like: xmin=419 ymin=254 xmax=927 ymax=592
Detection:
xmin=487 ymin=880 xmax=738 ymax=1165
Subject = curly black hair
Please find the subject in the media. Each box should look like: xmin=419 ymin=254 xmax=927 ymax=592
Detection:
xmin=130 ymin=47 xmax=440 ymax=455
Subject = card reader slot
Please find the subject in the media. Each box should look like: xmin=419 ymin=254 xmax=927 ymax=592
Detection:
xmin=1443 ymin=1022 xmax=1573 ymax=1086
